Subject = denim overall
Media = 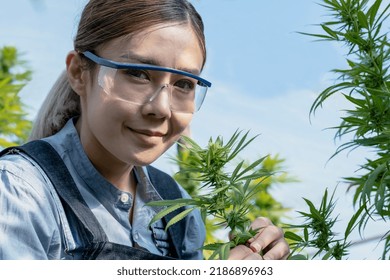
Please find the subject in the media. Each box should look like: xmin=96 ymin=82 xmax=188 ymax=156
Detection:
xmin=1 ymin=140 xmax=190 ymax=260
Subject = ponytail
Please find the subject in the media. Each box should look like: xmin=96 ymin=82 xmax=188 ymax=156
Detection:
xmin=29 ymin=70 xmax=80 ymax=140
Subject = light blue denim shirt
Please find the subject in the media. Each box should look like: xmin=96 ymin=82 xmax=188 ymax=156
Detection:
xmin=0 ymin=119 xmax=205 ymax=259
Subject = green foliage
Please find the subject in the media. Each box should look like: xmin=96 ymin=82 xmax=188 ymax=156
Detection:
xmin=0 ymin=46 xmax=32 ymax=147
xmin=294 ymin=0 xmax=390 ymax=259
xmin=174 ymin=142 xmax=295 ymax=259
xmin=285 ymin=188 xmax=366 ymax=259
xmin=148 ymin=130 xmax=275 ymax=259
xmin=244 ymin=155 xmax=296 ymax=225
xmin=173 ymin=146 xmax=202 ymax=197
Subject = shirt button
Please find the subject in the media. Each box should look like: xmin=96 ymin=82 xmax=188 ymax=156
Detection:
xmin=120 ymin=193 xmax=129 ymax=203
xmin=134 ymin=231 xmax=139 ymax=240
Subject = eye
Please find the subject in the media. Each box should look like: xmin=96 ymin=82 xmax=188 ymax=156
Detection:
xmin=124 ymin=69 xmax=150 ymax=80
xmin=174 ymin=79 xmax=196 ymax=91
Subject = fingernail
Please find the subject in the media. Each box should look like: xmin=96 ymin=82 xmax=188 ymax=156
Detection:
xmin=250 ymin=243 xmax=262 ymax=253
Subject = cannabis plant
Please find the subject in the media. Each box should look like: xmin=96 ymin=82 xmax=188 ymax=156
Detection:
xmin=285 ymin=188 xmax=366 ymax=259
xmin=287 ymin=0 xmax=390 ymax=259
xmin=149 ymin=131 xmax=273 ymax=259
xmin=174 ymin=143 xmax=294 ymax=259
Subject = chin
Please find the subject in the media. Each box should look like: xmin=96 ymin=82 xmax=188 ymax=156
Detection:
xmin=128 ymin=150 xmax=166 ymax=167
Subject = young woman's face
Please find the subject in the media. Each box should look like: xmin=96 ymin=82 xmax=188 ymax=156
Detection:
xmin=78 ymin=23 xmax=204 ymax=167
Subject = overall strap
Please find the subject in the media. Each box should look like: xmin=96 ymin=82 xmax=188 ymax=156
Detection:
xmin=2 ymin=140 xmax=108 ymax=244
xmin=146 ymin=165 xmax=187 ymax=259
xmin=0 ymin=141 xmax=185 ymax=259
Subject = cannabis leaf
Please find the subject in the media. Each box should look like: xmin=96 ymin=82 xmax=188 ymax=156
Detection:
xmin=148 ymin=130 xmax=273 ymax=259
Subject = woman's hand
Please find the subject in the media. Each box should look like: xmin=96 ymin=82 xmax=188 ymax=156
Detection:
xmin=228 ymin=217 xmax=290 ymax=260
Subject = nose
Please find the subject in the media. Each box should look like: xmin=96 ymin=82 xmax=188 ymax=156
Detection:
xmin=141 ymin=84 xmax=171 ymax=118
xmin=148 ymin=84 xmax=169 ymax=102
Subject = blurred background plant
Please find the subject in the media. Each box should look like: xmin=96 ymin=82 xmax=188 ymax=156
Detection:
xmin=0 ymin=46 xmax=32 ymax=147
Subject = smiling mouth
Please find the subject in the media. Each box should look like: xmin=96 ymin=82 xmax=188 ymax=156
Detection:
xmin=129 ymin=128 xmax=166 ymax=137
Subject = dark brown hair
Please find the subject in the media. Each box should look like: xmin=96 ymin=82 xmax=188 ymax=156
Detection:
xmin=75 ymin=0 xmax=206 ymax=65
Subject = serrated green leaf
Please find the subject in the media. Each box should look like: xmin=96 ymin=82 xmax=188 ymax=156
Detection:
xmin=358 ymin=11 xmax=369 ymax=29
xmin=342 ymin=94 xmax=366 ymax=107
xmin=288 ymin=254 xmax=308 ymax=260
xmin=201 ymin=242 xmax=226 ymax=251
xmin=219 ymin=242 xmax=231 ymax=260
xmin=230 ymin=160 xmax=244 ymax=182
xmin=284 ymin=231 xmax=304 ymax=242
xmin=165 ymin=207 xmax=196 ymax=230
xmin=146 ymin=198 xmax=195 ymax=207
xmin=235 ymin=156 xmax=268 ymax=180
xmin=368 ymin=0 xmax=382 ymax=26
xmin=304 ymin=227 xmax=309 ymax=242
xmin=362 ymin=163 xmax=386 ymax=201
xmin=321 ymin=24 xmax=339 ymax=39
xmin=148 ymin=202 xmax=188 ymax=226
xmin=207 ymin=248 xmax=220 ymax=260
xmin=344 ymin=204 xmax=365 ymax=239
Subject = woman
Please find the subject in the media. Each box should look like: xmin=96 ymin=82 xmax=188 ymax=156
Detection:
xmin=0 ymin=0 xmax=289 ymax=260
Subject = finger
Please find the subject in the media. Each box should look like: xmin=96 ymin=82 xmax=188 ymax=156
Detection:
xmin=228 ymin=245 xmax=254 ymax=260
xmin=250 ymin=217 xmax=272 ymax=232
xmin=248 ymin=217 xmax=272 ymax=243
xmin=249 ymin=225 xmax=284 ymax=254
xmin=262 ymin=239 xmax=290 ymax=260
xmin=243 ymin=253 xmax=264 ymax=260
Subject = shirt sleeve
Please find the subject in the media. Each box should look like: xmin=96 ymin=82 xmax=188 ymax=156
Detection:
xmin=0 ymin=156 xmax=62 ymax=260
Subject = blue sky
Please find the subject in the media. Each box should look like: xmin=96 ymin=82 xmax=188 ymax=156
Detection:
xmin=1 ymin=0 xmax=388 ymax=259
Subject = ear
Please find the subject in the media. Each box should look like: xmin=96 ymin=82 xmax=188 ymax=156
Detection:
xmin=66 ymin=51 xmax=89 ymax=96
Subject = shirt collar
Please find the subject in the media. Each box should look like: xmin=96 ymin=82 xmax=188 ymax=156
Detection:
xmin=53 ymin=118 xmax=131 ymax=208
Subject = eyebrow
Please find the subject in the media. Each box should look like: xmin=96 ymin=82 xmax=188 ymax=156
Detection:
xmin=119 ymin=53 xmax=201 ymax=75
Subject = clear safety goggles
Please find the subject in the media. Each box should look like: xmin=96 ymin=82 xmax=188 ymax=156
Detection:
xmin=82 ymin=51 xmax=212 ymax=113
